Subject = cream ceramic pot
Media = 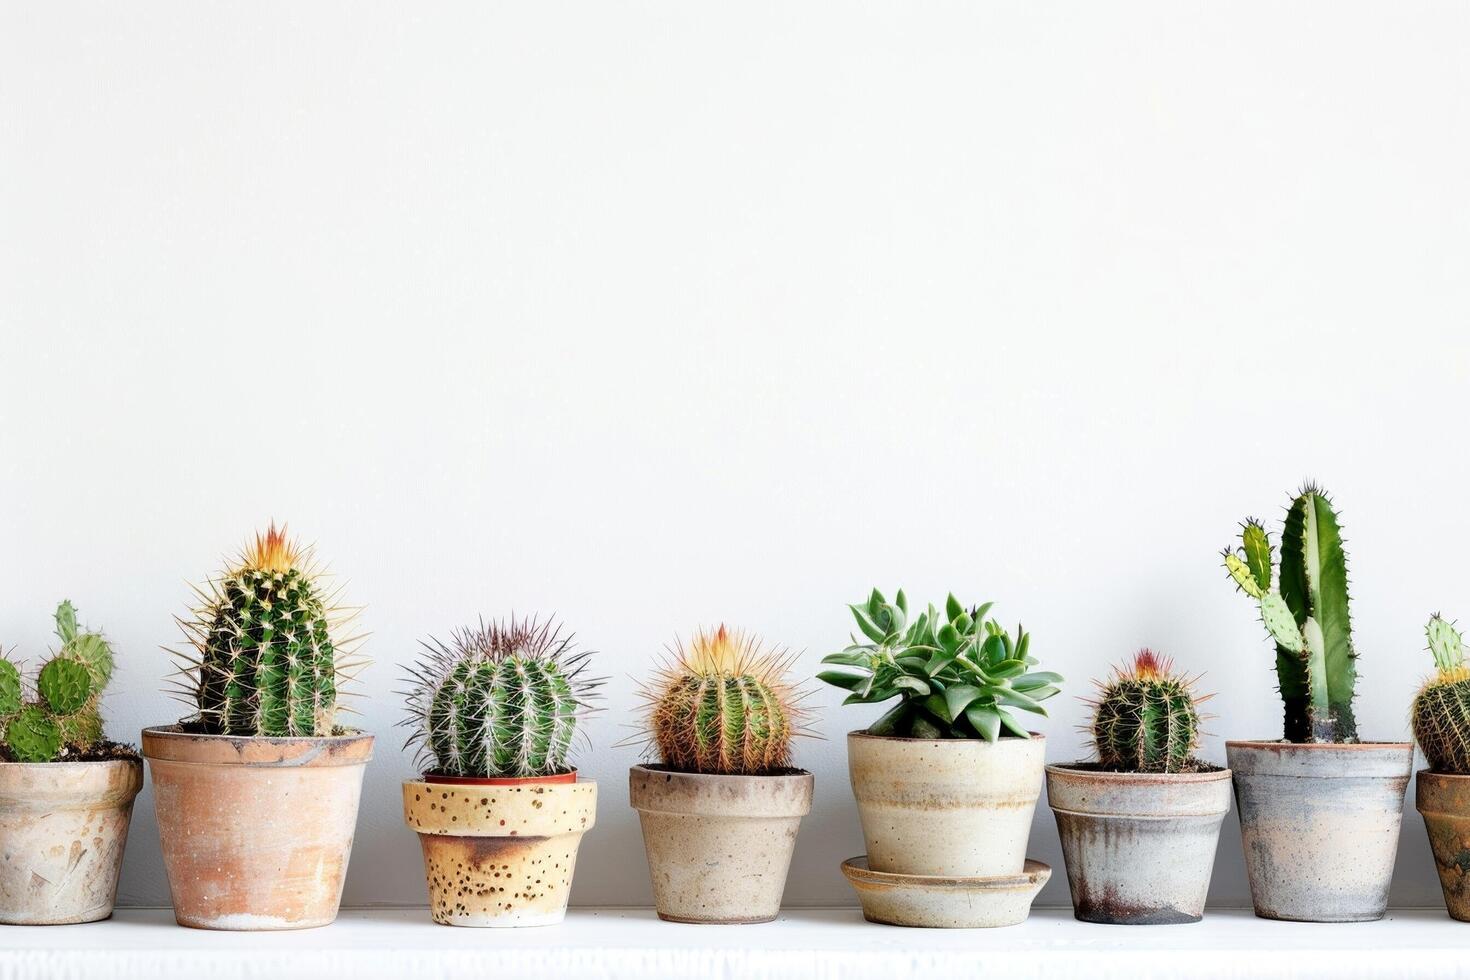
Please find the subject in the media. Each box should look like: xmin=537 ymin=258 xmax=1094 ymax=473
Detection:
xmin=847 ymin=731 xmax=1045 ymax=877
xmin=403 ymin=777 xmax=596 ymax=927
xmin=629 ymin=765 xmax=812 ymax=924
xmin=0 ymin=759 xmax=143 ymax=925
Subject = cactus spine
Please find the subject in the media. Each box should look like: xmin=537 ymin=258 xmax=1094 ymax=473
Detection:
xmin=406 ymin=617 xmax=599 ymax=778
xmin=1090 ymin=650 xmax=1205 ymax=773
xmin=1412 ymin=615 xmax=1470 ymax=774
xmin=642 ymin=625 xmax=803 ymax=776
xmin=0 ymin=601 xmax=117 ymax=762
xmin=174 ymin=524 xmax=362 ymax=738
xmin=1223 ymin=485 xmax=1358 ymax=743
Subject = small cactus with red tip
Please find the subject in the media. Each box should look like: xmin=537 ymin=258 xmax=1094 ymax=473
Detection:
xmin=1412 ymin=615 xmax=1470 ymax=774
xmin=1090 ymin=649 xmax=1206 ymax=774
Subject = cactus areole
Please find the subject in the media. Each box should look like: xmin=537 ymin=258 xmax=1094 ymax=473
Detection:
xmin=1223 ymin=485 xmax=1359 ymax=743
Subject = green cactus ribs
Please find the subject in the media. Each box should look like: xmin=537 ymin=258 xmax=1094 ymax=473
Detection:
xmin=1413 ymin=615 xmax=1470 ymax=774
xmin=174 ymin=523 xmax=364 ymax=739
xmin=0 ymin=601 xmax=118 ymax=763
xmin=1222 ymin=485 xmax=1359 ymax=744
xmin=1090 ymin=649 xmax=1207 ymax=773
xmin=404 ymin=616 xmax=601 ymax=779
xmin=818 ymin=589 xmax=1063 ymax=742
xmin=641 ymin=625 xmax=805 ymax=776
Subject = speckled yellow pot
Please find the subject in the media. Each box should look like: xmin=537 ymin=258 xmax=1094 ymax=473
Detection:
xmin=402 ymin=775 xmax=596 ymax=927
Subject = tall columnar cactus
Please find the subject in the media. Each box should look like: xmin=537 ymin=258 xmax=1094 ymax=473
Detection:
xmin=1412 ymin=615 xmax=1470 ymax=774
xmin=405 ymin=616 xmax=600 ymax=778
xmin=641 ymin=625 xmax=805 ymax=776
xmin=174 ymin=524 xmax=363 ymax=738
xmin=1222 ymin=485 xmax=1358 ymax=743
xmin=1090 ymin=649 xmax=1206 ymax=773
xmin=0 ymin=601 xmax=117 ymax=762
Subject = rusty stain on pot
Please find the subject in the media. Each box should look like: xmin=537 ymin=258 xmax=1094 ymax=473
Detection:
xmin=629 ymin=765 xmax=812 ymax=925
xmin=1226 ymin=739 xmax=1412 ymax=923
xmin=1046 ymin=764 xmax=1231 ymax=926
xmin=0 ymin=759 xmax=143 ymax=925
xmin=143 ymin=725 xmax=372 ymax=931
xmin=404 ymin=778 xmax=595 ymax=927
xmin=1416 ymin=769 xmax=1470 ymax=921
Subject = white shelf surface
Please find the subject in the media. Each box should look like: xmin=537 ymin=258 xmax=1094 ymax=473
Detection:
xmin=2 ymin=907 xmax=1469 ymax=979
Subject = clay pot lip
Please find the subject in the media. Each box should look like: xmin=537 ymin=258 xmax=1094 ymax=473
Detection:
xmin=1224 ymin=738 xmax=1412 ymax=750
xmin=840 ymin=855 xmax=1050 ymax=889
xmin=141 ymin=724 xmax=374 ymax=767
xmin=1046 ymin=762 xmax=1231 ymax=783
xmin=0 ymin=756 xmax=143 ymax=772
xmin=630 ymin=762 xmax=813 ymax=782
xmin=422 ymin=770 xmax=578 ymax=786
xmin=629 ymin=763 xmax=814 ymax=817
xmin=847 ymin=729 xmax=1044 ymax=745
xmin=1417 ymin=767 xmax=1470 ymax=780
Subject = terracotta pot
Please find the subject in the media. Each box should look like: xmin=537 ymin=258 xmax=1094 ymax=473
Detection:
xmin=0 ymin=759 xmax=143 ymax=925
xmin=1045 ymin=764 xmax=1231 ymax=925
xmin=1415 ymin=769 xmax=1470 ymax=921
xmin=847 ymin=731 xmax=1044 ymax=877
xmin=403 ymin=773 xmax=596 ymax=927
xmin=1226 ymin=739 xmax=1412 ymax=922
xmin=143 ymin=725 xmax=373 ymax=930
xmin=629 ymin=764 xmax=813 ymax=924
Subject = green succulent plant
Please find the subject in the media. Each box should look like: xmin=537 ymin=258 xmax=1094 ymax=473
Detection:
xmin=1412 ymin=615 xmax=1470 ymax=774
xmin=172 ymin=523 xmax=364 ymax=738
xmin=1090 ymin=649 xmax=1207 ymax=773
xmin=404 ymin=616 xmax=601 ymax=778
xmin=0 ymin=600 xmax=117 ymax=762
xmin=819 ymin=589 xmax=1061 ymax=741
xmin=1222 ymin=484 xmax=1358 ymax=743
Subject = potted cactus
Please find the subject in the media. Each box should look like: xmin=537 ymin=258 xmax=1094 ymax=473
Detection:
xmin=1045 ymin=650 xmax=1230 ymax=925
xmin=401 ymin=616 xmax=600 ymax=927
xmin=1411 ymin=615 xmax=1470 ymax=920
xmin=820 ymin=589 xmax=1060 ymax=927
xmin=0 ymin=602 xmax=141 ymax=924
xmin=144 ymin=523 xmax=373 ymax=930
xmin=1221 ymin=485 xmax=1412 ymax=922
xmin=628 ymin=625 xmax=812 ymax=924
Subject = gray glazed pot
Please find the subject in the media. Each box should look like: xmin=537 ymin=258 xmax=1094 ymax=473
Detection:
xmin=630 ymin=765 xmax=812 ymax=924
xmin=1045 ymin=764 xmax=1231 ymax=925
xmin=1226 ymin=740 xmax=1413 ymax=922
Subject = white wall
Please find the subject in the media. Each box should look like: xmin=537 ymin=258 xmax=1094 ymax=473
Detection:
xmin=2 ymin=1 xmax=1467 ymax=910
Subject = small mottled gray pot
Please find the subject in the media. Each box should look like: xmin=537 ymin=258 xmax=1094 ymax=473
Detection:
xmin=1414 ymin=769 xmax=1470 ymax=921
xmin=1226 ymin=740 xmax=1413 ymax=922
xmin=0 ymin=759 xmax=143 ymax=925
xmin=1045 ymin=764 xmax=1231 ymax=925
xmin=629 ymin=765 xmax=813 ymax=924
xmin=403 ymin=775 xmax=596 ymax=927
xmin=848 ymin=731 xmax=1044 ymax=877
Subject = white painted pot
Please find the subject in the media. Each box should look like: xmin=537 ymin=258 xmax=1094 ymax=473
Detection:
xmin=847 ymin=731 xmax=1045 ymax=877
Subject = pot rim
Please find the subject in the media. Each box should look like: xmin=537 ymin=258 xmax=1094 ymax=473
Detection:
xmin=1417 ymin=767 xmax=1470 ymax=779
xmin=142 ymin=723 xmax=374 ymax=767
xmin=1046 ymin=762 xmax=1230 ymax=783
xmin=630 ymin=762 xmax=813 ymax=782
xmin=840 ymin=855 xmax=1050 ymax=889
xmin=1225 ymin=738 xmax=1412 ymax=750
xmin=847 ymin=729 xmax=1044 ymax=745
xmin=0 ymin=757 xmax=142 ymax=771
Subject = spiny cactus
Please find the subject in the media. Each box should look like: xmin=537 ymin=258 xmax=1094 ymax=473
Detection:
xmin=404 ymin=616 xmax=600 ymax=778
xmin=819 ymin=589 xmax=1062 ymax=741
xmin=0 ymin=601 xmax=117 ymax=762
xmin=638 ymin=625 xmax=806 ymax=776
xmin=1222 ymin=485 xmax=1358 ymax=743
xmin=172 ymin=523 xmax=364 ymax=738
xmin=1412 ymin=615 xmax=1470 ymax=774
xmin=1089 ymin=649 xmax=1207 ymax=773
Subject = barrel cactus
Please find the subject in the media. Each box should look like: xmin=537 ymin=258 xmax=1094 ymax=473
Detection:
xmin=0 ymin=601 xmax=117 ymax=762
xmin=639 ymin=625 xmax=805 ymax=776
xmin=1090 ymin=649 xmax=1207 ymax=773
xmin=1412 ymin=615 xmax=1470 ymax=774
xmin=173 ymin=523 xmax=362 ymax=737
xmin=819 ymin=589 xmax=1062 ymax=741
xmin=404 ymin=616 xmax=600 ymax=778
xmin=1222 ymin=484 xmax=1359 ymax=743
